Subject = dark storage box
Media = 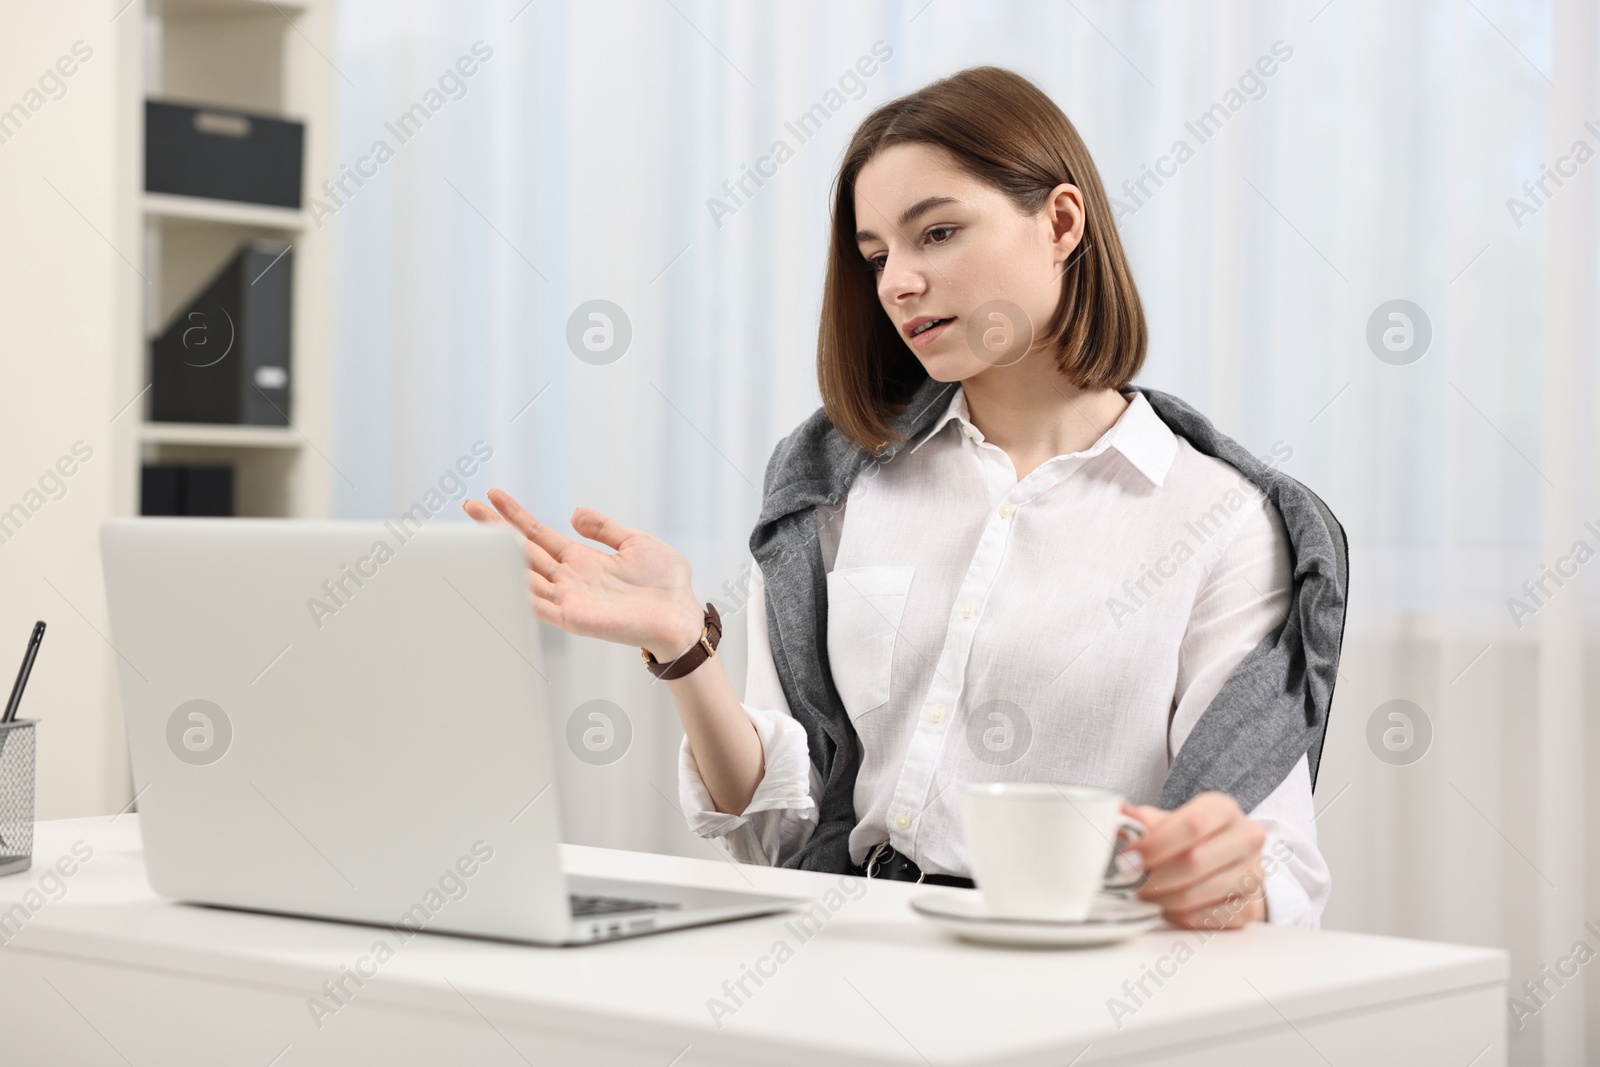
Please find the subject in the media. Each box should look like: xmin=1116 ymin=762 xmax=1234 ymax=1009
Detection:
xmin=145 ymin=99 xmax=304 ymax=208
xmin=150 ymin=240 xmax=293 ymax=426
xmin=141 ymin=465 xmax=235 ymax=517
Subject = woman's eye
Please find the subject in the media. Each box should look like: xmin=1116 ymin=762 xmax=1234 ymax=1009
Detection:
xmin=864 ymin=226 xmax=957 ymax=272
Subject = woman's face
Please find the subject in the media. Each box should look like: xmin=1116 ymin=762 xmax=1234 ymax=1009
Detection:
xmin=853 ymin=142 xmax=1084 ymax=381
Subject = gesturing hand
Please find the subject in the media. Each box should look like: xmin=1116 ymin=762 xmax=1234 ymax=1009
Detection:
xmin=461 ymin=488 xmax=706 ymax=661
xmin=1123 ymin=793 xmax=1269 ymax=929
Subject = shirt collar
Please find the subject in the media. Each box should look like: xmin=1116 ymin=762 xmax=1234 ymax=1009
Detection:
xmin=905 ymin=383 xmax=1177 ymax=487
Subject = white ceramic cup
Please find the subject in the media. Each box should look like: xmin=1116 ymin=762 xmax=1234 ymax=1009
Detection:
xmin=957 ymin=782 xmax=1146 ymax=921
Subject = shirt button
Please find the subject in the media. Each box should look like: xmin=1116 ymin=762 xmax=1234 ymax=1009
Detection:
xmin=960 ymin=603 xmax=973 ymax=619
xmin=895 ymin=812 xmax=911 ymax=830
xmin=929 ymin=706 xmax=944 ymax=723
xmin=998 ymin=503 xmax=1013 ymax=519
xmin=962 ymin=424 xmax=975 ymax=439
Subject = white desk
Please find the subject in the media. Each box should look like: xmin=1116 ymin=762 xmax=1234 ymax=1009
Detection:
xmin=0 ymin=817 xmax=1505 ymax=1066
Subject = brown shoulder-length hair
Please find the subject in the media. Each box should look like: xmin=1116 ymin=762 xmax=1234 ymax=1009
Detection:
xmin=819 ymin=65 xmax=1147 ymax=455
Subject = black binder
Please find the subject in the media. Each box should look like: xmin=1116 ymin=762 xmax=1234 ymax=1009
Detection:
xmin=150 ymin=241 xmax=292 ymax=426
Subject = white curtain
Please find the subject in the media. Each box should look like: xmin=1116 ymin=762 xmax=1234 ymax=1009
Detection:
xmin=332 ymin=3 xmax=1598 ymax=1063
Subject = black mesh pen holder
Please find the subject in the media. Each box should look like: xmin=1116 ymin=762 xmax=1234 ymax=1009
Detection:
xmin=0 ymin=720 xmax=36 ymax=878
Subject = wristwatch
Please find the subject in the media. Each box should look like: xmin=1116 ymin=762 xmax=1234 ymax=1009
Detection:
xmin=640 ymin=602 xmax=722 ymax=680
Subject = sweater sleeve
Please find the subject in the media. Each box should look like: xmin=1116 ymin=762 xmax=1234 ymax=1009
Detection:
xmin=677 ymin=553 xmax=822 ymax=866
xmin=1168 ymin=492 xmax=1331 ymax=927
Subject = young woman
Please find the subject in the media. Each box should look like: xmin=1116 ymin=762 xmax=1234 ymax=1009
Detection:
xmin=464 ymin=66 xmax=1346 ymax=930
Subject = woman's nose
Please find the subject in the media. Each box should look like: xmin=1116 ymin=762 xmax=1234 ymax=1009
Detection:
xmin=879 ymin=256 xmax=926 ymax=304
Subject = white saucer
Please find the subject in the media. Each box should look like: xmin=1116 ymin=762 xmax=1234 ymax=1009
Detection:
xmin=910 ymin=890 xmax=1163 ymax=947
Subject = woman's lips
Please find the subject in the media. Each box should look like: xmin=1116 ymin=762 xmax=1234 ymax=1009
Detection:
xmin=909 ymin=317 xmax=955 ymax=349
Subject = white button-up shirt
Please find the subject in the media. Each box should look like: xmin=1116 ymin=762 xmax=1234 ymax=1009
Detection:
xmin=679 ymin=385 xmax=1329 ymax=926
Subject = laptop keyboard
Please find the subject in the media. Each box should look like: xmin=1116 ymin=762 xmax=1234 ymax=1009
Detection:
xmin=569 ymin=893 xmax=683 ymax=917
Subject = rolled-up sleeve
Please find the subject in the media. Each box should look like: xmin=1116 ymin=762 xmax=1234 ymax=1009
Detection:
xmin=1167 ymin=492 xmax=1331 ymax=927
xmin=677 ymin=555 xmax=822 ymax=866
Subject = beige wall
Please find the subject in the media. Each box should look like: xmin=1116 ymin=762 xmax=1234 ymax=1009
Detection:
xmin=0 ymin=1 xmax=140 ymax=818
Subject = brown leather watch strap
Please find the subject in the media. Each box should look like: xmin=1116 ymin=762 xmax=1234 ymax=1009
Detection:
xmin=640 ymin=603 xmax=722 ymax=680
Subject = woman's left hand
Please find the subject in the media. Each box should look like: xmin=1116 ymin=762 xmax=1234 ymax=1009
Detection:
xmin=1122 ymin=793 xmax=1269 ymax=929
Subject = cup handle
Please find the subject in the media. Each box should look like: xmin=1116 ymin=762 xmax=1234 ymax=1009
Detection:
xmin=1103 ymin=814 xmax=1147 ymax=892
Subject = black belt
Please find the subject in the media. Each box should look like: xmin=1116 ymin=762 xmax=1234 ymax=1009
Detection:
xmin=850 ymin=841 xmax=975 ymax=888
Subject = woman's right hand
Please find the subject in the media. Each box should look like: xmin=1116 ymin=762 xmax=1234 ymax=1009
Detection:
xmin=461 ymin=488 xmax=707 ymax=661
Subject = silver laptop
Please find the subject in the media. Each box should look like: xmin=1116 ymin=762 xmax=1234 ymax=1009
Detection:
xmin=100 ymin=517 xmax=803 ymax=945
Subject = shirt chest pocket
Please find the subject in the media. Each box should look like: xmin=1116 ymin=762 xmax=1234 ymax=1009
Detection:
xmin=825 ymin=564 xmax=915 ymax=720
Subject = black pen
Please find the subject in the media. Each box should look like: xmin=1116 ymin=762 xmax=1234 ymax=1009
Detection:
xmin=2 ymin=621 xmax=45 ymax=725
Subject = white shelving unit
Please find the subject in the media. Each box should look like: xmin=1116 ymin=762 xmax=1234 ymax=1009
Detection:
xmin=142 ymin=191 xmax=307 ymax=230
xmin=0 ymin=0 xmax=338 ymax=820
xmin=137 ymin=421 xmax=303 ymax=448
xmin=131 ymin=0 xmax=335 ymax=519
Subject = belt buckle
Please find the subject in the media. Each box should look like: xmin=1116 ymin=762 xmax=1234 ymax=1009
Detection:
xmin=864 ymin=840 xmax=890 ymax=879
